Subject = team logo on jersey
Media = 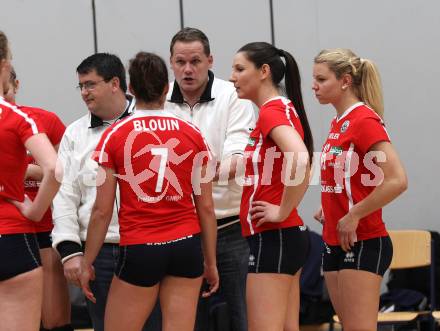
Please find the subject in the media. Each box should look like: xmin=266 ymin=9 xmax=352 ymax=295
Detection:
xmin=117 ymin=130 xmax=191 ymax=203
xmin=248 ymin=137 xmax=256 ymax=147
xmin=329 ymin=146 xmax=343 ymax=156
xmin=340 ymin=120 xmax=350 ymax=133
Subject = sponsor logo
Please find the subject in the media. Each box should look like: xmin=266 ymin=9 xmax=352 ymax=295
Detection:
xmin=344 ymin=251 xmax=355 ymax=263
xmin=324 ymin=243 xmax=331 ymax=254
xmin=321 ymin=184 xmax=343 ymax=193
xmin=145 ymin=235 xmax=193 ymax=246
xmin=328 ymin=133 xmax=340 ymax=140
xmin=248 ymin=137 xmax=256 ymax=147
xmin=328 ymin=161 xmax=343 ymax=169
xmin=321 ymin=185 xmax=335 ymax=193
xmin=330 ymin=146 xmax=343 ymax=155
xmin=341 ymin=120 xmax=350 ymax=133
xmin=249 ymin=254 xmax=255 ymax=266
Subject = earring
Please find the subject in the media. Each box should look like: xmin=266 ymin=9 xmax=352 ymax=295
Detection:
xmin=342 ymin=86 xmax=347 ymax=90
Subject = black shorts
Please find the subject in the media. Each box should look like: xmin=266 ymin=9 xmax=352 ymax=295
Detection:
xmin=322 ymin=236 xmax=393 ymax=276
xmin=247 ymin=226 xmax=310 ymax=275
xmin=0 ymin=233 xmax=42 ymax=281
xmin=36 ymin=231 xmax=52 ymax=249
xmin=116 ymin=234 xmax=204 ymax=287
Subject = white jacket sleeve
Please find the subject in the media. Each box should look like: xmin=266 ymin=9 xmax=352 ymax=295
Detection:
xmin=222 ymin=91 xmax=256 ymax=158
xmin=51 ymin=131 xmax=82 ymax=251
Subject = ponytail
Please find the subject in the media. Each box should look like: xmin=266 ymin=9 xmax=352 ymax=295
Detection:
xmin=280 ymin=49 xmax=314 ymax=163
xmin=238 ymin=42 xmax=314 ymax=163
xmin=358 ymin=59 xmax=384 ymax=118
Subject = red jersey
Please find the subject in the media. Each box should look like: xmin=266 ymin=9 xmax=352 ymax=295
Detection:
xmin=21 ymin=106 xmax=65 ymax=233
xmin=320 ymin=103 xmax=391 ymax=245
xmin=94 ymin=109 xmax=211 ymax=245
xmin=240 ymin=97 xmax=305 ymax=237
xmin=0 ymin=98 xmax=41 ymax=234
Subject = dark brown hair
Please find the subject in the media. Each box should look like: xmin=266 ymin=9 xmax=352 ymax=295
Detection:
xmin=170 ymin=27 xmax=210 ymax=56
xmin=239 ymin=42 xmax=314 ymax=162
xmin=128 ymin=52 xmax=168 ymax=104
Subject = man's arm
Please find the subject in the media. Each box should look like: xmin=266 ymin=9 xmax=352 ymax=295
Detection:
xmin=217 ymin=91 xmax=256 ymax=181
xmin=51 ymin=131 xmax=83 ymax=263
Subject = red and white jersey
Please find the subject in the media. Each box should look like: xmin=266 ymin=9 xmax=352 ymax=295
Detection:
xmin=94 ymin=109 xmax=212 ymax=245
xmin=21 ymin=106 xmax=65 ymax=233
xmin=240 ymin=97 xmax=305 ymax=237
xmin=320 ymin=102 xmax=391 ymax=245
xmin=0 ymin=97 xmax=41 ymax=234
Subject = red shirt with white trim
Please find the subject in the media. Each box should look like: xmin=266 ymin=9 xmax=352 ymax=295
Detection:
xmin=240 ymin=97 xmax=305 ymax=237
xmin=94 ymin=109 xmax=211 ymax=245
xmin=0 ymin=98 xmax=42 ymax=234
xmin=21 ymin=106 xmax=65 ymax=233
xmin=320 ymin=103 xmax=391 ymax=245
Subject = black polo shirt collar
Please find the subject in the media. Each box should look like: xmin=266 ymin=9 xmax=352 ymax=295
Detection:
xmin=89 ymin=94 xmax=135 ymax=128
xmin=168 ymin=70 xmax=215 ymax=104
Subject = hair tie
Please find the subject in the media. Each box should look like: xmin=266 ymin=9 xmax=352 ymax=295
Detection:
xmin=277 ymin=48 xmax=284 ymax=56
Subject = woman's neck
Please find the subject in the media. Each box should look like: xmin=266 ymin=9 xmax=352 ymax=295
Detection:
xmin=255 ymin=84 xmax=280 ymax=108
xmin=333 ymin=94 xmax=361 ymax=118
xmin=135 ymin=100 xmax=164 ymax=110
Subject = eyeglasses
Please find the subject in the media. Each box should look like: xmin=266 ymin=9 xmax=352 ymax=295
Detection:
xmin=76 ymin=79 xmax=106 ymax=92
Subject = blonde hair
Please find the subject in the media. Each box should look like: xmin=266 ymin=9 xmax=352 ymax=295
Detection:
xmin=314 ymin=48 xmax=384 ymax=118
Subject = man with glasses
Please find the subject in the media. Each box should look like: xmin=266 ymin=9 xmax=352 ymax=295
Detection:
xmin=51 ymin=53 xmax=160 ymax=331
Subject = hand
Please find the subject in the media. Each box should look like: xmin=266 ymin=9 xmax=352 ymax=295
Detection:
xmin=313 ymin=206 xmax=325 ymax=225
xmin=250 ymin=201 xmax=284 ymax=227
xmin=336 ymin=212 xmax=359 ymax=252
xmin=79 ymin=260 xmax=96 ymax=303
xmin=201 ymin=264 xmax=219 ymax=298
xmin=63 ymin=255 xmax=83 ymax=287
xmin=9 ymin=195 xmax=37 ymax=221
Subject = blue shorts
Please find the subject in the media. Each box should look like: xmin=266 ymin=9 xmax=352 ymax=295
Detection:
xmin=322 ymin=236 xmax=393 ymax=276
xmin=0 ymin=233 xmax=41 ymax=281
xmin=36 ymin=231 xmax=52 ymax=249
xmin=247 ymin=226 xmax=310 ymax=275
xmin=116 ymin=234 xmax=204 ymax=287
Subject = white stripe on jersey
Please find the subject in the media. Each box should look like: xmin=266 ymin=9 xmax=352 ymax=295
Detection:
xmin=0 ymin=98 xmax=39 ymax=134
xmin=344 ymin=143 xmax=355 ymax=210
xmin=98 ymin=115 xmax=134 ymax=164
xmin=364 ymin=104 xmax=391 ymax=141
xmin=336 ymin=102 xmax=364 ymax=123
xmin=246 ymin=134 xmax=263 ymax=235
xmin=280 ymin=97 xmax=296 ymax=128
